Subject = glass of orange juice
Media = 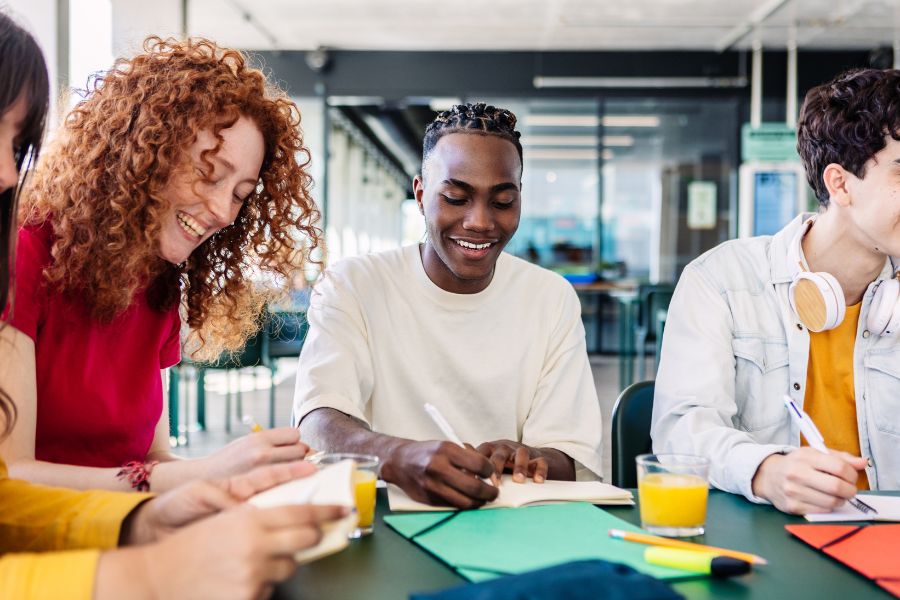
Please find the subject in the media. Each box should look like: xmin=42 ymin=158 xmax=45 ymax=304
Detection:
xmin=308 ymin=453 xmax=380 ymax=538
xmin=636 ymin=454 xmax=709 ymax=537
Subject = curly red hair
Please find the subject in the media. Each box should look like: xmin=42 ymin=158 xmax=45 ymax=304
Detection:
xmin=20 ymin=37 xmax=320 ymax=360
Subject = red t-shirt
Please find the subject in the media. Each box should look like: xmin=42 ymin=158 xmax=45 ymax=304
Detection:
xmin=6 ymin=223 xmax=181 ymax=467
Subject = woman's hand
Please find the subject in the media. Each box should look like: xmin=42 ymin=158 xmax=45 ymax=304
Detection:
xmin=200 ymin=427 xmax=311 ymax=479
xmin=97 ymin=503 xmax=348 ymax=600
xmin=122 ymin=460 xmax=317 ymax=545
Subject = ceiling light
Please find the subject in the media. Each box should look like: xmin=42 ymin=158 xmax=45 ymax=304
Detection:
xmin=429 ymin=97 xmax=463 ymax=112
xmin=521 ymin=135 xmax=598 ymax=146
xmin=526 ymin=149 xmax=599 ymax=161
xmin=525 ymin=115 xmax=599 ymax=127
xmin=327 ymin=96 xmax=385 ymax=106
xmin=602 ymin=115 xmax=660 ymax=128
xmin=525 ymin=115 xmax=662 ymax=128
xmin=602 ymin=135 xmax=634 ymax=147
xmin=533 ymin=76 xmax=747 ymax=89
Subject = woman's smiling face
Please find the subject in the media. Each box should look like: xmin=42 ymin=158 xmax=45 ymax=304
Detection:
xmin=157 ymin=116 xmax=264 ymax=265
xmin=414 ymin=132 xmax=522 ymax=294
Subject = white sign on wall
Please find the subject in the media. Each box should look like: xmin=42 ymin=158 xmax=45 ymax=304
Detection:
xmin=687 ymin=181 xmax=717 ymax=230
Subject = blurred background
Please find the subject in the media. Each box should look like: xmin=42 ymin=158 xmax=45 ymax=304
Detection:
xmin=7 ymin=0 xmax=900 ymax=470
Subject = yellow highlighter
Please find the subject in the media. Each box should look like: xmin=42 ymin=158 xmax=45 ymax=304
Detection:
xmin=645 ymin=547 xmax=751 ymax=578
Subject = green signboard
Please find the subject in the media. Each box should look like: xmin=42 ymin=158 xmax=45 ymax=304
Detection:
xmin=741 ymin=123 xmax=799 ymax=162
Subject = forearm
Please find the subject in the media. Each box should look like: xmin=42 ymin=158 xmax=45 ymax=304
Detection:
xmin=7 ymin=456 xmax=204 ymax=494
xmin=299 ymin=408 xmax=413 ymax=484
xmin=7 ymin=459 xmax=134 ymax=492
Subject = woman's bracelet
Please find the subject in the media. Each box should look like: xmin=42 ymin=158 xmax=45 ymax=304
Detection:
xmin=117 ymin=460 xmax=159 ymax=492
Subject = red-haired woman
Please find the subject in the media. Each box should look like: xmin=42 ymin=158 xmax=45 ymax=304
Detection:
xmin=1 ymin=36 xmax=320 ymax=492
xmin=0 ymin=12 xmax=344 ymax=598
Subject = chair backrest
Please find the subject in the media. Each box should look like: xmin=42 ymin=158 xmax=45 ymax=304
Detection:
xmin=610 ymin=380 xmax=655 ymax=488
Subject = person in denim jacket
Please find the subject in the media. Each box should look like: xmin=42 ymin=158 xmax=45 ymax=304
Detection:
xmin=653 ymin=68 xmax=900 ymax=515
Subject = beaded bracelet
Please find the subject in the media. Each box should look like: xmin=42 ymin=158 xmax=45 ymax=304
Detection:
xmin=117 ymin=460 xmax=159 ymax=492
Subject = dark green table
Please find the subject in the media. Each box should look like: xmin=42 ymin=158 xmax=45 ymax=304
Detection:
xmin=275 ymin=490 xmax=896 ymax=599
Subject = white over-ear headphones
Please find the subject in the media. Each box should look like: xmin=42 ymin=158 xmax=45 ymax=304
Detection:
xmin=788 ymin=216 xmax=900 ymax=335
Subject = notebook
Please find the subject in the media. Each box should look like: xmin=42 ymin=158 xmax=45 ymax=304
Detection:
xmin=786 ymin=524 xmax=900 ymax=597
xmin=387 ymin=476 xmax=634 ymax=512
xmin=805 ymin=494 xmax=900 ymax=522
xmin=248 ymin=459 xmax=358 ymax=564
xmin=384 ymin=502 xmax=692 ymax=583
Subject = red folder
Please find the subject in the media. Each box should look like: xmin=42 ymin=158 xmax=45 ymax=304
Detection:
xmin=786 ymin=524 xmax=900 ymax=597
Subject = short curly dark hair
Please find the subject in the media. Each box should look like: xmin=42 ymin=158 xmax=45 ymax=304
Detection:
xmin=421 ymin=102 xmax=522 ymax=180
xmin=797 ymin=68 xmax=900 ymax=207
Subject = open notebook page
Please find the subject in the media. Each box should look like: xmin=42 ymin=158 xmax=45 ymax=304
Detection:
xmin=805 ymin=494 xmax=900 ymax=522
xmin=388 ymin=475 xmax=633 ymax=512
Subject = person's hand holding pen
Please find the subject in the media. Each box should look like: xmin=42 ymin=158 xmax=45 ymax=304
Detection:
xmin=751 ymin=396 xmax=871 ymax=515
xmin=195 ymin=425 xmax=312 ymax=481
xmin=751 ymin=447 xmax=868 ymax=515
xmin=382 ymin=440 xmax=499 ymax=509
xmin=378 ymin=404 xmax=498 ymax=509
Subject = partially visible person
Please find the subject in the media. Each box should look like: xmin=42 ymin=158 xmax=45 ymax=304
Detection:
xmin=653 ymin=68 xmax=900 ymax=515
xmin=0 ymin=11 xmax=345 ymax=599
xmin=1 ymin=33 xmax=322 ymax=492
xmin=295 ymin=103 xmax=603 ymax=509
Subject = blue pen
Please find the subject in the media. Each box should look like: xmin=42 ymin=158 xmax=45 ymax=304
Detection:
xmin=782 ymin=396 xmax=877 ymax=515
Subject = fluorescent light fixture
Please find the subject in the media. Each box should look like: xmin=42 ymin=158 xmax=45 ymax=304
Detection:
xmin=327 ymin=96 xmax=385 ymax=106
xmin=533 ymin=76 xmax=747 ymax=89
xmin=602 ymin=115 xmax=660 ymax=128
xmin=525 ymin=115 xmax=599 ymax=127
xmin=602 ymin=135 xmax=634 ymax=147
xmin=602 ymin=149 xmax=615 ymax=160
xmin=428 ymin=97 xmax=463 ymax=112
xmin=521 ymin=135 xmax=598 ymax=146
xmin=525 ymin=115 xmax=661 ymax=128
xmin=526 ymin=149 xmax=599 ymax=161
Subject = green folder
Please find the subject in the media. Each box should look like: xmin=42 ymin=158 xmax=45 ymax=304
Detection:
xmin=383 ymin=502 xmax=695 ymax=583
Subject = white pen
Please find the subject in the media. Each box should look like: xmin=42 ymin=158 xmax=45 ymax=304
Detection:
xmin=782 ymin=395 xmax=877 ymax=515
xmin=423 ymin=403 xmax=494 ymax=487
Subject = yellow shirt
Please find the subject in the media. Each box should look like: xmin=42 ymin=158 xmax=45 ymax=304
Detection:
xmin=804 ymin=302 xmax=869 ymax=490
xmin=0 ymin=459 xmax=150 ymax=599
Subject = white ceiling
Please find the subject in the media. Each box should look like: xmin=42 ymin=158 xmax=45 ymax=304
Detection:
xmin=187 ymin=0 xmax=900 ymax=52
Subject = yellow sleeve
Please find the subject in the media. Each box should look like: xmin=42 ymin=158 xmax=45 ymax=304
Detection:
xmin=0 ymin=550 xmax=100 ymax=600
xmin=0 ymin=460 xmax=152 ymax=553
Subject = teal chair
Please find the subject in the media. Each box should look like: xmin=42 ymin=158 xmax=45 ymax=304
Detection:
xmin=610 ymin=380 xmax=655 ymax=488
xmin=262 ymin=311 xmax=309 ymax=428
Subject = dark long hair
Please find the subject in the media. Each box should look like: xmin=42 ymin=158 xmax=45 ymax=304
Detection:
xmin=0 ymin=11 xmax=50 ymax=436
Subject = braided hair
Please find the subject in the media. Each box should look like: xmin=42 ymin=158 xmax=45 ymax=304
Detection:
xmin=421 ymin=102 xmax=522 ymax=179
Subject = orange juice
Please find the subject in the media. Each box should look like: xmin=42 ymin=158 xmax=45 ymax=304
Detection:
xmin=638 ymin=472 xmax=708 ymax=528
xmin=353 ymin=470 xmax=377 ymax=528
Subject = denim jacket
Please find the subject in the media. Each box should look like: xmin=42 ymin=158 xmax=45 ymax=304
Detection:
xmin=652 ymin=214 xmax=900 ymax=501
